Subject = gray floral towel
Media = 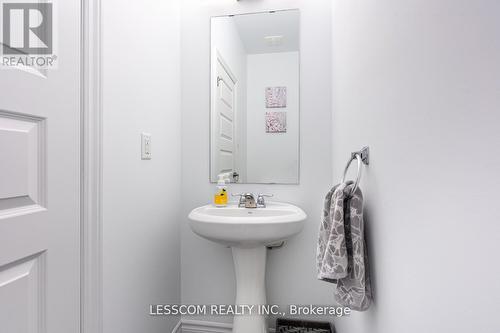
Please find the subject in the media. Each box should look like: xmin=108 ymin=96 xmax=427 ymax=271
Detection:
xmin=316 ymin=182 xmax=372 ymax=311
xmin=317 ymin=182 xmax=348 ymax=281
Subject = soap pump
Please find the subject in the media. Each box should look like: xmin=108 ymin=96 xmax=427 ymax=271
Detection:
xmin=214 ymin=174 xmax=228 ymax=207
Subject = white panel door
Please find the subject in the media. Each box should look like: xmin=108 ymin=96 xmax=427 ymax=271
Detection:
xmin=0 ymin=0 xmax=81 ymax=332
xmin=215 ymin=59 xmax=237 ymax=179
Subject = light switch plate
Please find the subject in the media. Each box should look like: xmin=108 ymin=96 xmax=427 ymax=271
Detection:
xmin=141 ymin=133 xmax=151 ymax=160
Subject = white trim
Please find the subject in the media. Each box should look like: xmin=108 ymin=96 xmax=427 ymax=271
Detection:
xmin=171 ymin=319 xmax=182 ymax=333
xmin=181 ymin=320 xmax=233 ymax=333
xmin=81 ymin=0 xmax=102 ymax=332
xmin=215 ymin=49 xmax=237 ymax=85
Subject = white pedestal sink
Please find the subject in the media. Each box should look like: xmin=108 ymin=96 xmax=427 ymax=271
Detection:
xmin=188 ymin=202 xmax=306 ymax=333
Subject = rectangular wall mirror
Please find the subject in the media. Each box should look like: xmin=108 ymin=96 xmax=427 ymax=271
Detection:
xmin=210 ymin=9 xmax=300 ymax=184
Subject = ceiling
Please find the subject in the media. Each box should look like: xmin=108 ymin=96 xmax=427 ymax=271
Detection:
xmin=232 ymin=10 xmax=300 ymax=54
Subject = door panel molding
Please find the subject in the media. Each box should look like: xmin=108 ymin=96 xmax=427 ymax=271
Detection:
xmin=0 ymin=251 xmax=46 ymax=333
xmin=0 ymin=110 xmax=47 ymax=219
xmin=81 ymin=0 xmax=102 ymax=332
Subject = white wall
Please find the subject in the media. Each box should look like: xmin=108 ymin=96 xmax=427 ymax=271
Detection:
xmin=330 ymin=0 xmax=500 ymax=332
xmin=181 ymin=0 xmax=333 ymax=327
xmin=102 ymin=0 xmax=181 ymax=332
xmin=211 ymin=18 xmax=247 ymax=182
xmin=100 ymin=0 xmax=500 ymax=331
xmin=246 ymin=52 xmax=299 ymax=184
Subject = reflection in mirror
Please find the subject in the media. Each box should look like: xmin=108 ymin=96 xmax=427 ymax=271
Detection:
xmin=210 ymin=10 xmax=300 ymax=184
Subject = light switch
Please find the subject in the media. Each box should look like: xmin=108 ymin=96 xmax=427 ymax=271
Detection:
xmin=141 ymin=133 xmax=151 ymax=160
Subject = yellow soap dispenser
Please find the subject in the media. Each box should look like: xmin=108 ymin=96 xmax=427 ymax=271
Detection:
xmin=214 ymin=174 xmax=228 ymax=207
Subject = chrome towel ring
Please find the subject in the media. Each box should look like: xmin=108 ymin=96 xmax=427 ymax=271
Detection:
xmin=341 ymin=147 xmax=370 ymax=196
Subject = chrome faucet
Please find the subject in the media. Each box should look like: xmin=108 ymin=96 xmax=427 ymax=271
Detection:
xmin=233 ymin=193 xmax=273 ymax=208
xmin=233 ymin=193 xmax=257 ymax=208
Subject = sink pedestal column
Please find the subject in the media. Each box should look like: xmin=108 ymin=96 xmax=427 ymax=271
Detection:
xmin=231 ymin=246 xmax=267 ymax=333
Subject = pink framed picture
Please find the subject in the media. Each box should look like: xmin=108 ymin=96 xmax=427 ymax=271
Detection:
xmin=265 ymin=87 xmax=287 ymax=108
xmin=265 ymin=112 xmax=287 ymax=133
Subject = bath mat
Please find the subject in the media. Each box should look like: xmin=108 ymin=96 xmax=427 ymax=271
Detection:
xmin=276 ymin=318 xmax=335 ymax=333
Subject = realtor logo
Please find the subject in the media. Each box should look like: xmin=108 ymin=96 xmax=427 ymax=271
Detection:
xmin=2 ymin=3 xmax=52 ymax=54
xmin=1 ymin=1 xmax=56 ymax=69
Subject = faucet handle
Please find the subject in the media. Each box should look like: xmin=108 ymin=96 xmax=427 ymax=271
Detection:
xmin=257 ymin=194 xmax=273 ymax=207
xmin=231 ymin=193 xmax=247 ymax=206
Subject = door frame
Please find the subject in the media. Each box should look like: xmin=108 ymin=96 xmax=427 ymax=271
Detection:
xmin=81 ymin=0 xmax=102 ymax=332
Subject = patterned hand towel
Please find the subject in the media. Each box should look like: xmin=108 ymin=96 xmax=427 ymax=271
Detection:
xmin=316 ymin=182 xmax=372 ymax=311
xmin=317 ymin=182 xmax=349 ymax=281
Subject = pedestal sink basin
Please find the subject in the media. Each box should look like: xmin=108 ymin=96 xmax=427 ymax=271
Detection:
xmin=188 ymin=202 xmax=307 ymax=333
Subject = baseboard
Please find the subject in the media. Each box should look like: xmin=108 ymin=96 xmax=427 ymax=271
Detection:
xmin=180 ymin=319 xmax=232 ymax=333
xmin=177 ymin=319 xmax=275 ymax=333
